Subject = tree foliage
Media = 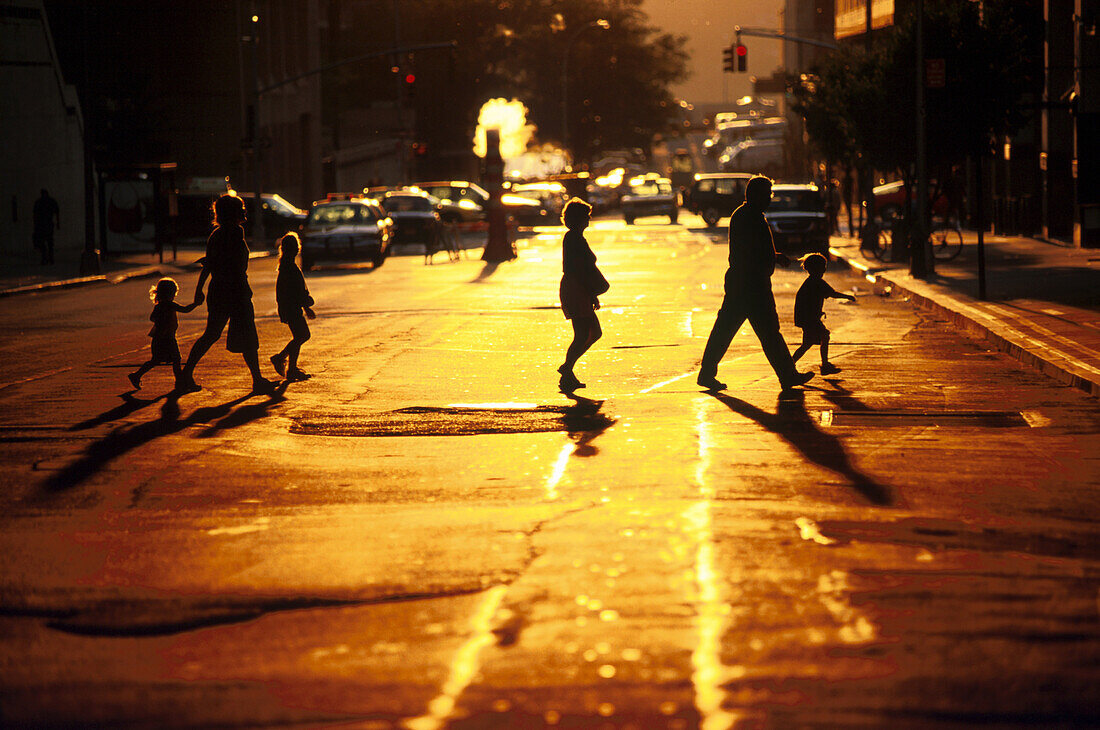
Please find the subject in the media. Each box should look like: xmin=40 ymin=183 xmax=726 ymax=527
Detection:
xmin=791 ymin=0 xmax=1041 ymax=178
xmin=331 ymin=0 xmax=689 ymax=174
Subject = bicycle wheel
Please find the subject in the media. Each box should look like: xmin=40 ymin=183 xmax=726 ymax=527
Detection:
xmin=932 ymin=225 xmax=963 ymax=261
xmin=871 ymin=228 xmax=891 ymax=262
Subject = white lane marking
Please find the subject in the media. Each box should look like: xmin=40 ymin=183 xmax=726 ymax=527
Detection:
xmin=817 ymin=570 xmax=876 ymax=644
xmin=795 ymin=517 xmax=838 ymax=546
xmin=206 ymin=517 xmax=270 ymax=536
xmin=544 ymin=442 xmax=574 ymax=501
xmin=639 ymin=371 xmax=694 ymax=394
xmin=404 ymin=585 xmax=508 ymax=730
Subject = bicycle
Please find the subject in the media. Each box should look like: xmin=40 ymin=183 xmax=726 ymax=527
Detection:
xmin=930 ymin=219 xmax=963 ymax=261
xmin=861 ymin=218 xmax=899 ymax=262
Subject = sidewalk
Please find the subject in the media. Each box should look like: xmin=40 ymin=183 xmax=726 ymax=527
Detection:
xmin=0 ymin=245 xmax=267 ymax=298
xmin=828 ymin=229 xmax=1100 ymax=397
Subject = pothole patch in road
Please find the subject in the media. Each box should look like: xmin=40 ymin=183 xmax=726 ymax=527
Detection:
xmin=820 ymin=409 xmax=1030 ymax=428
xmin=290 ymin=402 xmax=615 ymax=437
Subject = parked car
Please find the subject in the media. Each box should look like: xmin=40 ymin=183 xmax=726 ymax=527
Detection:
xmin=380 ymin=189 xmax=442 ymax=245
xmin=172 ymin=191 xmax=306 ymax=245
xmin=766 ymin=183 xmax=829 ymax=255
xmin=299 ymin=199 xmax=393 ymax=270
xmin=413 ymin=180 xmax=548 ymax=226
xmin=620 ymin=174 xmax=679 ymax=225
xmin=872 ymin=180 xmax=950 ymax=223
xmin=685 ymin=172 xmax=754 ymax=227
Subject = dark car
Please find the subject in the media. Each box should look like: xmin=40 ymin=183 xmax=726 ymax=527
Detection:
xmin=380 ymin=189 xmax=442 ymax=245
xmin=172 ymin=192 xmax=306 ymax=246
xmin=413 ymin=180 xmax=547 ymax=226
xmin=620 ymin=174 xmax=679 ymax=225
xmin=766 ymin=184 xmax=829 ymax=255
xmin=237 ymin=193 xmax=308 ymax=243
xmin=686 ymin=173 xmax=754 ymax=228
xmin=299 ymin=199 xmax=393 ymax=269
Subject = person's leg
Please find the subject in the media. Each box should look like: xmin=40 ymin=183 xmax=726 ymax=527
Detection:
xmin=561 ymin=316 xmax=593 ymax=374
xmin=746 ymin=292 xmax=808 ymax=387
xmin=171 ymin=358 xmax=183 ymax=379
xmin=287 ymin=318 xmax=311 ymax=375
xmin=130 ymin=360 xmax=155 ymax=387
xmin=820 ymin=332 xmax=831 ymax=366
xmin=699 ymin=296 xmax=746 ymax=385
xmin=180 ymin=312 xmax=228 ymax=385
xmin=243 ymin=350 xmax=269 ymax=387
xmin=792 ymin=342 xmax=811 ymax=363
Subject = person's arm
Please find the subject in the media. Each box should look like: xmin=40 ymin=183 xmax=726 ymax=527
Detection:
xmin=825 ymin=280 xmax=856 ymax=302
xmin=175 ymin=300 xmax=200 ymax=313
xmin=193 ymin=267 xmax=209 ymax=304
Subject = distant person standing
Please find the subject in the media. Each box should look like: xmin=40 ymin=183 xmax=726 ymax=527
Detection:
xmin=33 ymin=189 xmax=60 ymax=265
xmin=557 ymin=198 xmax=608 ymax=392
xmin=697 ymin=175 xmax=814 ymax=392
xmin=177 ymin=194 xmax=275 ymax=394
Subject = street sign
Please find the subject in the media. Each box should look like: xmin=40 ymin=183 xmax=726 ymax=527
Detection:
xmin=926 ymin=58 xmax=945 ymax=88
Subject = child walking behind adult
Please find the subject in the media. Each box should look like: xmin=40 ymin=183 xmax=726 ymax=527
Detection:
xmin=271 ymin=232 xmax=315 ymax=381
xmin=792 ymin=253 xmax=855 ymax=375
xmin=557 ymin=198 xmax=608 ymax=392
xmin=129 ymin=277 xmax=199 ymax=389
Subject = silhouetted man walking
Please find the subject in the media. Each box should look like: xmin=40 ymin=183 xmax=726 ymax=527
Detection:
xmin=697 ymin=175 xmax=813 ymax=392
xmin=33 ymin=189 xmax=59 ymax=265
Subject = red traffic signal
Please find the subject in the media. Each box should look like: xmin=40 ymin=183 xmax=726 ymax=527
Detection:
xmin=404 ymin=73 xmax=416 ymax=84
xmin=735 ymin=44 xmax=747 ymax=72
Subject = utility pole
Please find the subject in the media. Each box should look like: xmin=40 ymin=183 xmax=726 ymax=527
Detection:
xmin=911 ymin=0 xmax=933 ymax=278
xmin=248 ymin=3 xmax=266 ymax=247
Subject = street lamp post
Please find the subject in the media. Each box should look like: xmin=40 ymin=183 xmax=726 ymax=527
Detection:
xmin=561 ymin=19 xmax=610 ymax=159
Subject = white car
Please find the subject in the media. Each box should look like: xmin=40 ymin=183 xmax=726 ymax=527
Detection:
xmin=620 ymin=174 xmax=679 ymax=225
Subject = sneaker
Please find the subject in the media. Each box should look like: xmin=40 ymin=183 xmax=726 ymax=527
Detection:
xmin=820 ymin=363 xmax=842 ymax=375
xmin=286 ymin=368 xmax=311 ymax=382
xmin=696 ymin=375 xmax=727 ymax=391
xmin=558 ymin=373 xmax=585 ymax=392
xmin=780 ymin=371 xmax=815 ymax=390
xmin=270 ymin=353 xmax=287 ymax=377
xmin=175 ymin=376 xmax=202 ymax=394
xmin=128 ymin=372 xmax=141 ymax=390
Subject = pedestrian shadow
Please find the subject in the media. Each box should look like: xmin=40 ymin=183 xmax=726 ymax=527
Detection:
xmin=41 ymin=387 xmax=288 ymax=494
xmin=561 ymin=393 xmax=616 ymax=457
xmin=470 ymin=261 xmax=502 ymax=283
xmin=69 ymin=391 xmax=170 ymax=432
xmin=707 ymin=390 xmax=895 ymax=507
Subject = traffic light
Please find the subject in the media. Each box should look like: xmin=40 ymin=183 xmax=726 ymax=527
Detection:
xmin=722 ymin=45 xmax=735 ymax=73
xmin=402 ymin=71 xmax=416 ymax=103
xmin=736 ymin=43 xmax=747 ymax=73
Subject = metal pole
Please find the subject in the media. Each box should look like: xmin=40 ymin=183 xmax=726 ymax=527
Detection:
xmin=976 ymin=152 xmax=986 ymax=300
xmin=562 ymin=20 xmax=609 ymax=160
xmin=250 ymin=4 xmax=266 ymax=247
xmin=912 ymin=0 xmax=931 ymax=277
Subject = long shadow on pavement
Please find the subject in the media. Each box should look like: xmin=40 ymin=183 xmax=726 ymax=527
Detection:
xmin=561 ymin=393 xmax=616 ymax=457
xmin=707 ymin=389 xmax=895 ymax=507
xmin=42 ymin=383 xmax=290 ymax=494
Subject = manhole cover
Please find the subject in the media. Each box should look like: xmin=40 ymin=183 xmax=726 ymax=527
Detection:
xmin=821 ymin=410 xmax=1029 ymax=428
xmin=291 ymin=403 xmax=614 ymax=437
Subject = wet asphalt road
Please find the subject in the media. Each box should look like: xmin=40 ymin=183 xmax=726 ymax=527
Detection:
xmin=1 ymin=214 xmax=1099 ymax=728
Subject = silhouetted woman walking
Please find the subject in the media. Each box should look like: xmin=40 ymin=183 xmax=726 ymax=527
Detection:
xmin=177 ymin=194 xmax=275 ymax=394
xmin=557 ymin=198 xmax=607 ymax=391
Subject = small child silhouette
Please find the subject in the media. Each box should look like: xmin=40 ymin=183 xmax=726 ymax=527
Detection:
xmin=129 ymin=277 xmax=200 ymax=389
xmin=792 ymin=253 xmax=855 ymax=375
xmin=270 ymin=232 xmax=315 ymax=382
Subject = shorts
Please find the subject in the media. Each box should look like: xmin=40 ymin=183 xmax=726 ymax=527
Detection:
xmin=207 ymin=301 xmax=259 ymax=354
xmin=799 ymin=321 xmax=829 ymax=346
xmin=283 ymin=313 xmax=311 ymax=342
xmin=559 ymin=275 xmax=594 ymax=320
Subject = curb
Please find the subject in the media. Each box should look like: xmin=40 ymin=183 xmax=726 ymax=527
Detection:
xmin=0 ymin=251 xmax=274 ymax=299
xmin=829 ymin=245 xmax=1100 ymax=399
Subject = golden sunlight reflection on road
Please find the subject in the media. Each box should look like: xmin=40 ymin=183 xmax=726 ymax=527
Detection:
xmin=688 ymin=400 xmax=738 ymax=730
xmin=404 ymin=585 xmax=508 ymax=730
xmin=544 ymin=442 xmax=574 ymax=500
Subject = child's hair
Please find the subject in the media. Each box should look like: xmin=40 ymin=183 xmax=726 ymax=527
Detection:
xmin=212 ymin=193 xmax=246 ymax=227
xmin=561 ymin=197 xmax=592 ymax=229
xmin=800 ymin=252 xmax=828 ymax=276
xmin=150 ymin=277 xmax=179 ymax=303
xmin=278 ymin=231 xmax=300 ymax=267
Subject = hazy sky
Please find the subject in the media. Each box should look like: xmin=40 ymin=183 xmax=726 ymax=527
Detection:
xmin=643 ymin=0 xmax=784 ymax=104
